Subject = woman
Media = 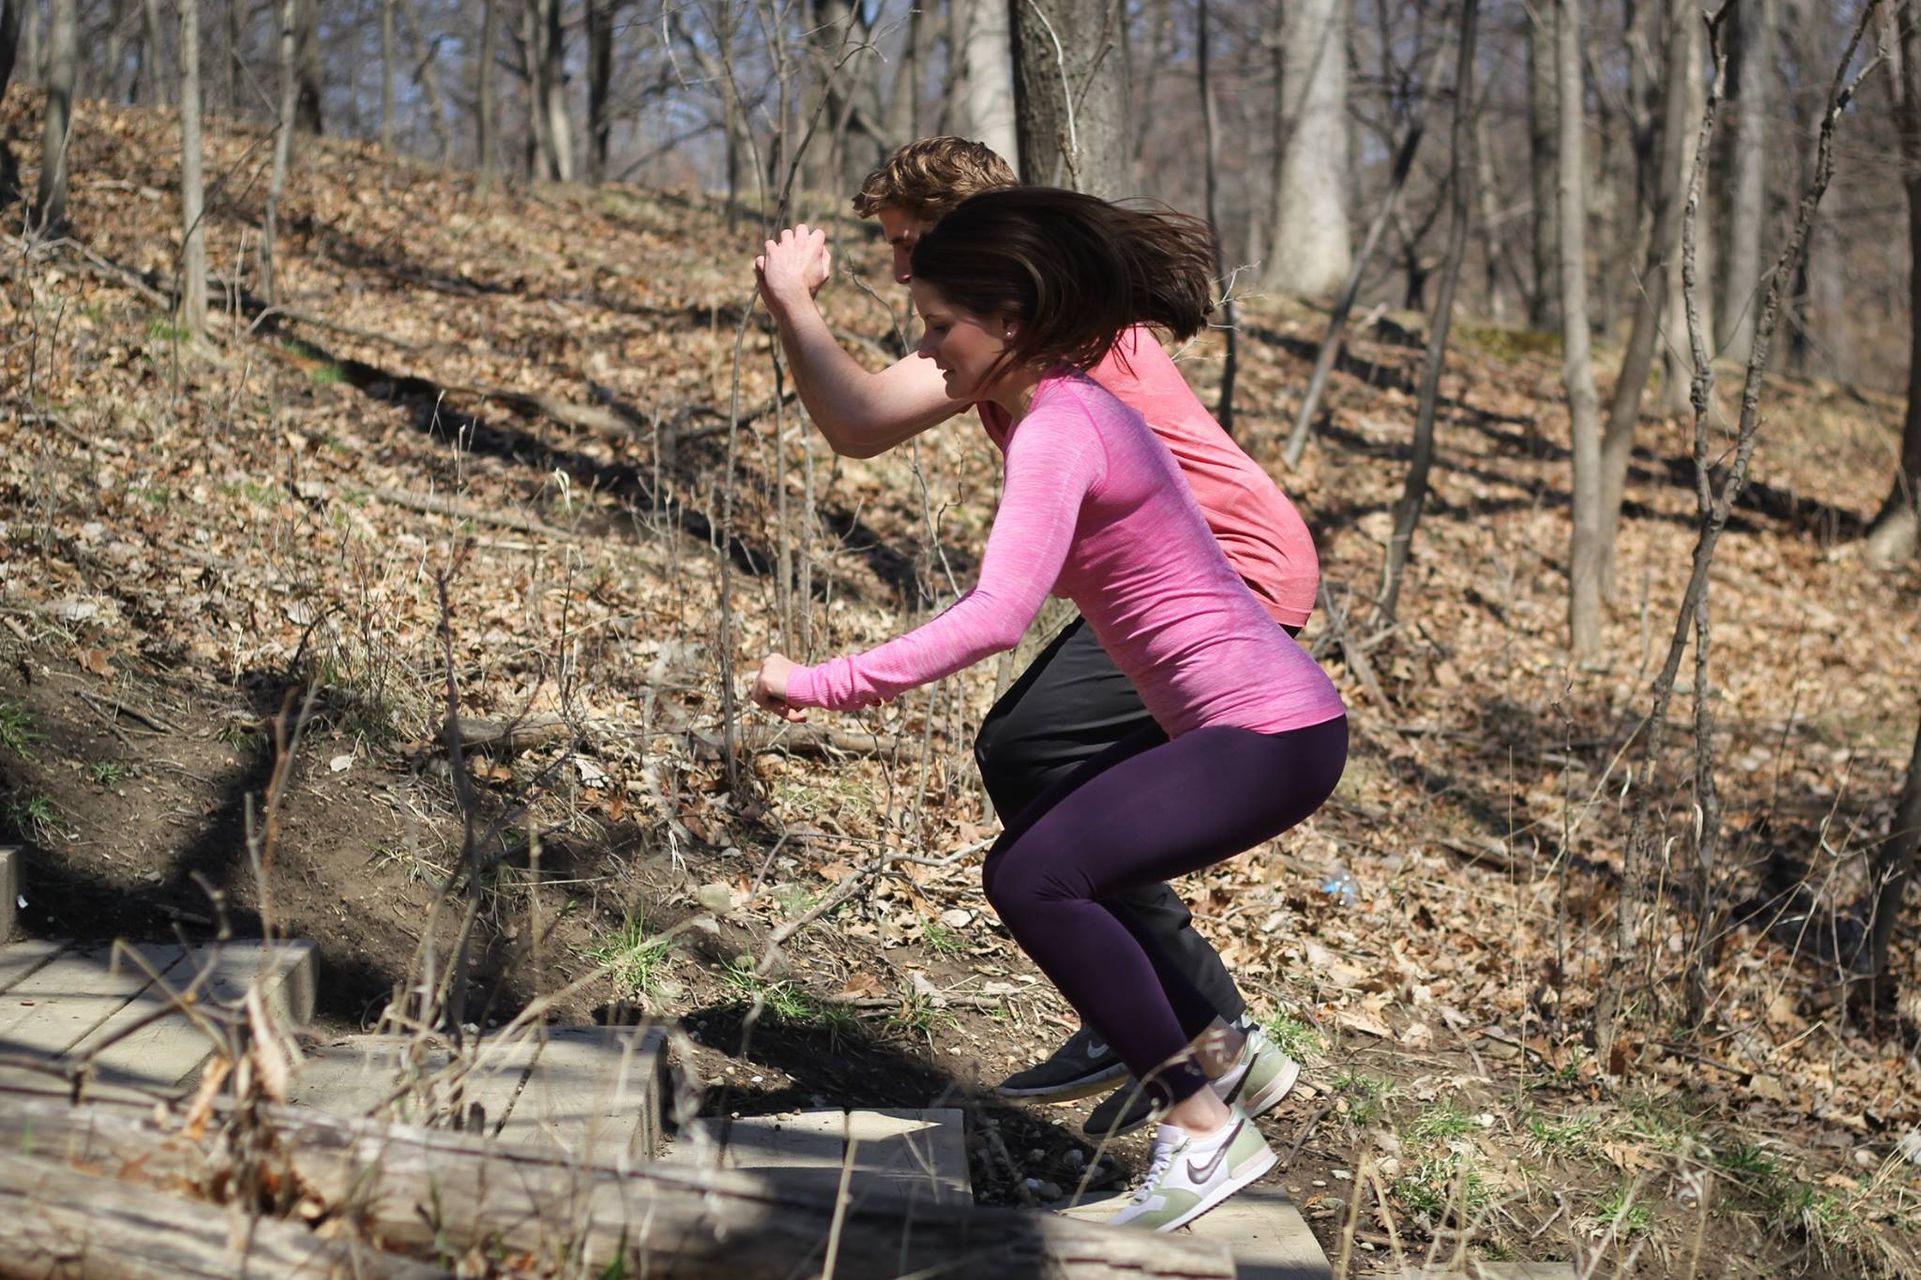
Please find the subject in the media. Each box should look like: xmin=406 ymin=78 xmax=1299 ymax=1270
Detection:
xmin=749 ymin=188 xmax=1347 ymax=1231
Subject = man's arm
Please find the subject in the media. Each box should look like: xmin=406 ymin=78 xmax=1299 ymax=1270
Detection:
xmin=755 ymin=225 xmax=961 ymax=459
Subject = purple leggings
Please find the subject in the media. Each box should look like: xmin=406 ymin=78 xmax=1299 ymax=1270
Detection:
xmin=982 ymin=715 xmax=1347 ymax=1107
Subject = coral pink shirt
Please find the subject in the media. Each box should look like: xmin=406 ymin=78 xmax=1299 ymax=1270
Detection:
xmin=784 ymin=372 xmax=1345 ymax=739
xmin=977 ymin=328 xmax=1318 ymax=628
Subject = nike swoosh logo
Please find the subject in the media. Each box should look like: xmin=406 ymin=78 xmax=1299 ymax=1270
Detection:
xmin=1085 ymin=1036 xmax=1108 ymax=1059
xmin=1186 ymin=1119 xmax=1244 ymax=1183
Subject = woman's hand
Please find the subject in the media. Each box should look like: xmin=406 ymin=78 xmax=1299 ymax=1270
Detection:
xmin=754 ymin=225 xmax=832 ymax=308
xmin=750 ymin=653 xmax=808 ymax=722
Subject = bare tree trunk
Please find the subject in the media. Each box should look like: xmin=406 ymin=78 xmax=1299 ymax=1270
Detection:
xmin=294 ymin=0 xmax=321 ymax=133
xmin=1283 ymin=120 xmax=1426 ymax=467
xmin=1379 ymin=0 xmax=1478 ymax=625
xmin=1559 ymin=0 xmax=1604 ymax=658
xmin=542 ymin=0 xmax=573 ymax=181
xmin=178 ymin=0 xmax=207 ymax=339
xmin=0 ymin=1 xmax=21 ymax=207
xmin=17 ymin=0 xmax=35 ymax=87
xmin=261 ymin=0 xmax=298 ymax=306
xmin=1011 ymin=0 xmax=1131 ymax=196
xmin=398 ymin=0 xmax=451 ymax=162
xmin=1197 ymin=0 xmax=1238 ymax=433
xmin=1528 ymin=1 xmax=1560 ymax=329
xmin=1867 ymin=0 xmax=1921 ymax=564
xmin=476 ymin=0 xmax=497 ymax=184
xmin=222 ymin=0 xmax=241 ymax=111
xmin=884 ymin=0 xmax=924 ymax=146
xmin=1856 ymin=712 xmax=1921 ymax=1009
xmin=380 ymin=0 xmax=396 ymax=150
xmin=104 ymin=0 xmax=129 ymax=102
xmin=959 ymin=0 xmax=1018 ymax=170
xmin=1719 ymin=0 xmax=1776 ymax=364
xmin=33 ymin=0 xmax=77 ymax=235
xmin=140 ymin=0 xmax=166 ymax=104
xmin=1475 ymin=108 xmax=1508 ymax=324
xmin=1661 ymin=17 xmax=1711 ymax=417
xmin=1597 ymin=0 xmax=1694 ymax=596
xmin=0 ymin=2 xmax=22 ymax=99
xmin=586 ymin=0 xmax=617 ymax=183
xmin=1264 ymin=0 xmax=1349 ymax=293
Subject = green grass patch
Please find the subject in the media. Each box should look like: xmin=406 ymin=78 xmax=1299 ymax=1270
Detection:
xmin=1526 ymin=1110 xmax=1606 ymax=1159
xmin=6 ymin=791 xmax=65 ymax=843
xmin=146 ymin=319 xmax=192 ymax=343
xmin=1410 ymin=1099 xmax=1478 ymax=1143
xmin=0 ymin=703 xmax=42 ymax=757
xmin=587 ymin=916 xmax=675 ymax=999
xmin=1262 ymin=1009 xmax=1323 ymax=1062
xmin=1459 ymin=323 xmax=1562 ymax=361
xmin=86 ymin=761 xmax=128 ymax=786
xmin=129 ymin=484 xmax=172 ymax=509
xmin=1332 ymin=1071 xmax=1395 ymax=1125
xmin=1392 ymin=1151 xmax=1490 ymax=1222
xmin=921 ymin=921 xmax=967 ymax=958
xmin=1594 ymin=1182 xmax=1654 ymax=1237
xmin=308 ymin=362 xmax=348 ymax=386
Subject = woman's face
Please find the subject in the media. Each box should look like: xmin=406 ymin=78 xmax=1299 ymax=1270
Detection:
xmin=911 ymin=280 xmax=1011 ymax=402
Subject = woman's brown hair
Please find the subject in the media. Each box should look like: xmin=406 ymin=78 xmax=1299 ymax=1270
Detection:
xmin=908 ymin=187 xmax=1217 ymax=377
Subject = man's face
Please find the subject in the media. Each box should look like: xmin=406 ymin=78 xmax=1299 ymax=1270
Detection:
xmin=877 ymin=206 xmax=935 ymax=285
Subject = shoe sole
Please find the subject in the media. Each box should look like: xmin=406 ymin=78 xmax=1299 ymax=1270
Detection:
xmin=997 ymin=1060 xmax=1130 ymax=1103
xmin=1240 ymin=1057 xmax=1302 ymax=1119
xmin=1152 ymin=1144 xmax=1279 ymax=1233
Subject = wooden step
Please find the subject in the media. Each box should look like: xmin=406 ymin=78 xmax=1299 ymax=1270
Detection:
xmin=292 ymin=1024 xmax=671 ymax=1160
xmin=670 ymin=1106 xmax=972 ymax=1209
xmin=1056 ymin=1180 xmax=1332 ymax=1278
xmin=0 ymin=937 xmax=316 ymax=1091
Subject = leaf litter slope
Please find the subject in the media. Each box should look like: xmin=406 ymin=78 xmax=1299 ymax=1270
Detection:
xmin=0 ymin=92 xmax=1915 ymax=1274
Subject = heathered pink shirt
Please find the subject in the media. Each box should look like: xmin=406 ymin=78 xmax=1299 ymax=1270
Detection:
xmin=979 ymin=328 xmax=1319 ymax=628
xmin=784 ymin=372 xmax=1346 ymax=739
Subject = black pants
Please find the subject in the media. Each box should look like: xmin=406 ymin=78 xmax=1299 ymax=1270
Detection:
xmin=975 ymin=617 xmax=1289 ymax=1025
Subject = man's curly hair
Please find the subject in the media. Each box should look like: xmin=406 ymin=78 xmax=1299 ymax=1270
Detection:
xmin=852 ymin=137 xmax=1018 ymax=222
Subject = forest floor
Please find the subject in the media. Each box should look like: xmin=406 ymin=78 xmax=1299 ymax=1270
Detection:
xmin=1 ymin=91 xmax=1919 ymax=1277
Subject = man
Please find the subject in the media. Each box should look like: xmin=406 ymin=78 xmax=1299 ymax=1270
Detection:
xmin=753 ymin=138 xmax=1319 ymax=1138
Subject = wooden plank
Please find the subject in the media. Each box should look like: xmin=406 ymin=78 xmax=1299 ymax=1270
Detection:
xmin=494 ymin=1025 xmax=665 ymax=1161
xmin=846 ymin=1108 xmax=971 ymax=1207
xmin=289 ymin=1036 xmax=452 ymax=1123
xmin=0 ymin=847 xmax=18 ymax=943
xmin=70 ymin=942 xmax=318 ymax=1089
xmin=0 ymin=944 xmax=189 ymax=1059
xmin=444 ymin=1033 xmax=540 ymax=1138
xmin=0 ymin=939 xmax=68 ymax=995
xmin=1185 ymin=1186 xmax=1332 ymax=1280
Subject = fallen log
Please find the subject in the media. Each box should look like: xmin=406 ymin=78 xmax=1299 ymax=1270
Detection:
xmin=0 ymin=1147 xmax=450 ymax=1280
xmin=0 ymin=1090 xmax=1238 ymax=1280
xmin=687 ymin=723 xmax=907 ymax=761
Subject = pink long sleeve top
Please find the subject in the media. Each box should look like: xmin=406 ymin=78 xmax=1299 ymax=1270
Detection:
xmin=783 ymin=371 xmax=1346 ymax=740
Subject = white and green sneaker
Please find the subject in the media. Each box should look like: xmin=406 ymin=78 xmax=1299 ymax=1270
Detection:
xmin=1085 ymin=1025 xmax=1301 ymax=1140
xmin=1110 ymin=1107 xmax=1277 ymax=1232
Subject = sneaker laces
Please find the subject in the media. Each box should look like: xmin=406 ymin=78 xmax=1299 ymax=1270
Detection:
xmin=1129 ymin=1131 xmax=1182 ymax=1204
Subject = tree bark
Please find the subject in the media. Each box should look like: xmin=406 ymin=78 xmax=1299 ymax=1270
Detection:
xmin=1719 ymin=0 xmax=1776 ymax=365
xmin=1597 ymin=0 xmax=1695 ymax=597
xmin=884 ymin=0 xmax=925 ymax=148
xmin=33 ymin=0 xmax=77 ymax=235
xmin=1857 ymin=712 xmax=1921 ymax=1006
xmin=959 ymin=0 xmax=1019 ymax=170
xmin=1011 ymin=0 xmax=1131 ymax=196
xmin=380 ymin=0 xmax=396 ymax=150
xmin=476 ymin=0 xmax=497 ymax=183
xmin=0 ymin=1093 xmax=1242 ymax=1280
xmin=1527 ymin=0 xmax=1560 ymax=330
xmin=542 ymin=0 xmax=574 ymax=181
xmin=294 ymin=0 xmax=321 ymax=133
xmin=1264 ymin=0 xmax=1349 ymax=294
xmin=1558 ymin=0 xmax=1605 ymax=658
xmin=140 ymin=0 xmax=166 ymax=104
xmin=586 ymin=0 xmax=618 ymax=183
xmin=260 ymin=0 xmax=298 ymax=306
xmin=1865 ymin=0 xmax=1921 ymax=564
xmin=1379 ymin=0 xmax=1478 ymax=625
xmin=0 ymin=2 xmax=22 ymax=101
xmin=178 ymin=0 xmax=208 ymax=339
xmin=1660 ymin=16 xmax=1711 ymax=417
xmin=1198 ymin=0 xmax=1237 ymax=433
xmin=224 ymin=0 xmax=243 ymax=112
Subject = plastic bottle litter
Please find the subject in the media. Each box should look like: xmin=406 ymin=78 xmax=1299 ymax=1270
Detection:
xmin=1320 ymin=867 xmax=1359 ymax=907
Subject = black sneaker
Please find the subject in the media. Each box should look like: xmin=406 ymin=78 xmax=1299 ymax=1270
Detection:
xmin=1084 ymin=1076 xmax=1156 ymax=1140
xmin=997 ymin=1025 xmax=1129 ymax=1101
